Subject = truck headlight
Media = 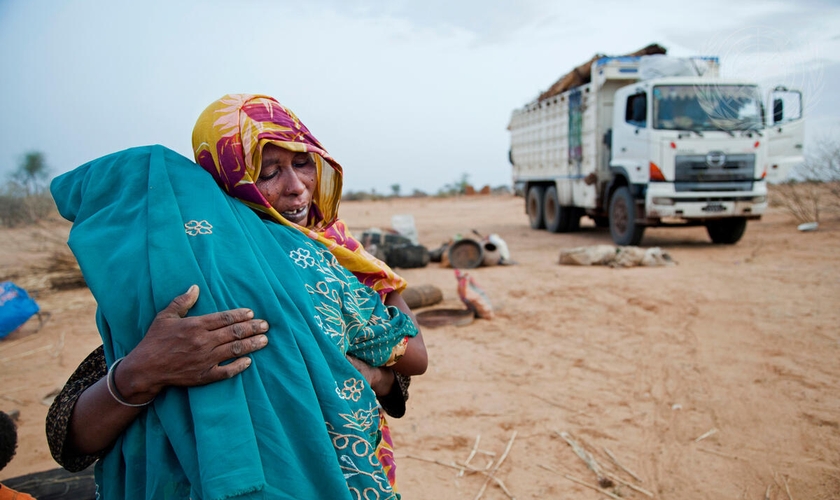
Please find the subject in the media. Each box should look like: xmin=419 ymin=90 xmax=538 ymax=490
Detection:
xmin=752 ymin=196 xmax=766 ymax=203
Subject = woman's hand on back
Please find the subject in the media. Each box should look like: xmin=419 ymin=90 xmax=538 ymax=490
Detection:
xmin=114 ymin=285 xmax=270 ymax=404
xmin=66 ymin=285 xmax=270 ymax=456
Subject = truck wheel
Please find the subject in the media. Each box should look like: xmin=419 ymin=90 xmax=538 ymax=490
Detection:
xmin=544 ymin=186 xmax=568 ymax=233
xmin=609 ymin=186 xmax=645 ymax=245
xmin=706 ymin=217 xmax=747 ymax=244
xmin=527 ymin=186 xmax=545 ymax=230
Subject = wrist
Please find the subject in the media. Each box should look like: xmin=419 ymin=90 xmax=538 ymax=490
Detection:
xmin=114 ymin=354 xmax=162 ymax=404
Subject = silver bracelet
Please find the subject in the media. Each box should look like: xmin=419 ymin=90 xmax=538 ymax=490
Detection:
xmin=106 ymin=357 xmax=154 ymax=407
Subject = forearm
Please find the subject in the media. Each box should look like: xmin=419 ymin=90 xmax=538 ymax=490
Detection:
xmin=384 ymin=291 xmax=427 ymax=375
xmin=66 ymin=347 xmax=167 ymax=456
xmin=347 ymin=290 xmax=425 ymax=416
xmin=390 ymin=333 xmax=427 ymax=375
xmin=384 ymin=290 xmax=417 ymax=327
xmin=67 ymin=366 xmax=152 ymax=456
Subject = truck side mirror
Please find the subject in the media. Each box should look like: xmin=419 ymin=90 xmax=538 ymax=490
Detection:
xmin=773 ymin=98 xmax=783 ymax=124
xmin=770 ymin=89 xmax=802 ymax=125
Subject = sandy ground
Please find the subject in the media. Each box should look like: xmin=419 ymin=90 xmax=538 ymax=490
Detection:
xmin=1 ymin=194 xmax=839 ymax=499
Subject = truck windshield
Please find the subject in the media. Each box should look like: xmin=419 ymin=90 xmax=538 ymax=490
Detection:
xmin=653 ymin=84 xmax=763 ymax=132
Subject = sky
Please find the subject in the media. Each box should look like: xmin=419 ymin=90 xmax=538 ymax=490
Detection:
xmin=1 ymin=0 xmax=838 ymax=194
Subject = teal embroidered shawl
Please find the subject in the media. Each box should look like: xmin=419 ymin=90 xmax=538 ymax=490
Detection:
xmin=50 ymin=145 xmax=416 ymax=500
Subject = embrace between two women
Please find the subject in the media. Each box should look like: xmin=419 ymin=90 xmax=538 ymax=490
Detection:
xmin=46 ymin=94 xmax=428 ymax=499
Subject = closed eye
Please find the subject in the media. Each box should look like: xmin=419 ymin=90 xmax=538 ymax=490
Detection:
xmin=259 ymin=168 xmax=278 ymax=181
xmin=293 ymin=155 xmax=312 ymax=169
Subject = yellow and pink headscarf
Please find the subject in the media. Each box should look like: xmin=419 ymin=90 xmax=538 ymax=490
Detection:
xmin=192 ymin=94 xmax=406 ymax=296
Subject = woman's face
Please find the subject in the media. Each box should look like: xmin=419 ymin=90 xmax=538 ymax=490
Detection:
xmin=257 ymin=144 xmax=317 ymax=225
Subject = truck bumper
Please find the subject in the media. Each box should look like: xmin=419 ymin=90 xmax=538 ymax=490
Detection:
xmin=644 ymin=183 xmax=767 ymax=220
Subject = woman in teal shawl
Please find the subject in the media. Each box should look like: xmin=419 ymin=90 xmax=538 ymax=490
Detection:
xmin=51 ymin=143 xmax=418 ymax=499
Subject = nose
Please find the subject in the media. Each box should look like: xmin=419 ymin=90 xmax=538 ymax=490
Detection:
xmin=281 ymin=169 xmax=307 ymax=196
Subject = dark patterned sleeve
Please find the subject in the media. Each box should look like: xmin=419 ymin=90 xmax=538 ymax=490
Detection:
xmin=46 ymin=345 xmax=109 ymax=472
xmin=377 ymin=372 xmax=410 ymax=419
xmin=46 ymin=346 xmax=412 ymax=470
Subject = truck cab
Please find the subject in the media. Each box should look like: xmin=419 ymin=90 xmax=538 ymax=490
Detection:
xmin=608 ymin=79 xmax=771 ymax=244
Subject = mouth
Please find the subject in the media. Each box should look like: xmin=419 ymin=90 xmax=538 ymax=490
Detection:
xmin=281 ymin=205 xmax=309 ymax=223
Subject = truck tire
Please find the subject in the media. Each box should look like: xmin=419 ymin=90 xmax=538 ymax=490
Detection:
xmin=706 ymin=217 xmax=747 ymax=244
xmin=527 ymin=185 xmax=545 ymax=230
xmin=544 ymin=186 xmax=567 ymax=233
xmin=609 ymin=186 xmax=645 ymax=246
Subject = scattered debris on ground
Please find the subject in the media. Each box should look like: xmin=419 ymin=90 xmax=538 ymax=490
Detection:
xmin=559 ymin=245 xmax=675 ymax=267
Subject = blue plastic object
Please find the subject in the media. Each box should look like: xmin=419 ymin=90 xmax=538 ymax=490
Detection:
xmin=0 ymin=281 xmax=40 ymax=339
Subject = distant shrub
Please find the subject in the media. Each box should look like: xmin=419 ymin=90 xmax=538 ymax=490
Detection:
xmin=0 ymin=189 xmax=56 ymax=227
xmin=343 ymin=190 xmax=387 ymax=201
xmin=1 ymin=150 xmax=55 ymax=227
xmin=771 ymin=137 xmax=840 ymax=223
xmin=491 ymin=185 xmax=513 ymax=195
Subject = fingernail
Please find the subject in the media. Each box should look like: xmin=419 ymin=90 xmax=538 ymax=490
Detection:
xmin=245 ymin=309 xmax=254 ymax=319
xmin=258 ymin=335 xmax=268 ymax=346
xmin=259 ymin=321 xmax=269 ymax=331
xmin=244 ymin=357 xmax=252 ymax=367
xmin=188 ymin=284 xmax=197 ymax=294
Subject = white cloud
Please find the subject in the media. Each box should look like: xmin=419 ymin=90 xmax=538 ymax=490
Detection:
xmin=0 ymin=0 xmax=837 ymax=194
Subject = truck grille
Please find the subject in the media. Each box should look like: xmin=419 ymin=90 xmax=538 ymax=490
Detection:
xmin=674 ymin=153 xmax=755 ymax=192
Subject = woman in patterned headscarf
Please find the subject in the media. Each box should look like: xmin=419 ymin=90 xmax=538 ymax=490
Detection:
xmin=191 ymin=94 xmax=424 ymax=485
xmin=46 ymin=95 xmax=426 ymax=498
xmin=192 ymin=93 xmax=406 ymax=297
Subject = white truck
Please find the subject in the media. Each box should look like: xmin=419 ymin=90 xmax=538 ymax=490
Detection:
xmin=508 ymin=54 xmax=805 ymax=245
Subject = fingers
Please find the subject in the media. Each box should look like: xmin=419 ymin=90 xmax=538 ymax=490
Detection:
xmin=199 ymin=308 xmax=257 ymax=332
xmin=206 ymin=331 xmax=268 ymax=382
xmin=209 ymin=321 xmax=268 ymax=365
xmin=175 ymin=334 xmax=268 ymax=388
xmin=161 ymin=287 xmax=262 ymax=333
xmin=223 ymin=333 xmax=269 ymax=359
xmin=193 ymin=311 xmax=268 ymax=368
xmin=148 ymin=289 xmax=272 ymax=387
xmin=165 ymin=285 xmax=200 ymax=319
xmin=207 ymin=357 xmax=253 ymax=382
xmin=219 ymin=318 xmax=269 ymax=343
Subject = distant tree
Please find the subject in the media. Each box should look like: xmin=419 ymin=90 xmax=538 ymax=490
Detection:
xmin=456 ymin=173 xmax=470 ymax=193
xmin=390 ymin=183 xmax=401 ymax=197
xmin=0 ymin=150 xmax=54 ymax=226
xmin=436 ymin=172 xmax=471 ymax=197
xmin=795 ymin=137 xmax=840 ymax=183
xmin=13 ymin=151 xmax=50 ymax=195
